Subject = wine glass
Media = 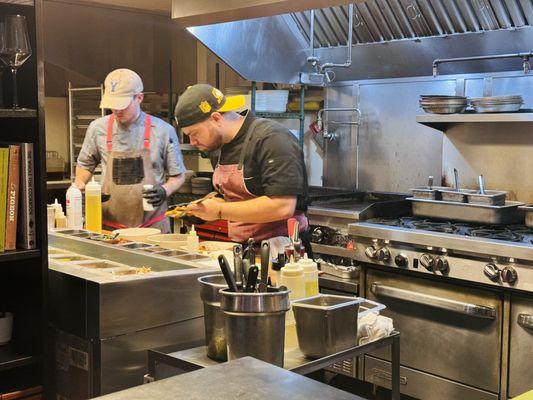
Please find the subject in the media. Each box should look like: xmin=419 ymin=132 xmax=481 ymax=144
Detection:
xmin=0 ymin=15 xmax=32 ymax=109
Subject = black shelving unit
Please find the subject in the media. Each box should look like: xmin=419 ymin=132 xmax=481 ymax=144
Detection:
xmin=0 ymin=1 xmax=47 ymax=398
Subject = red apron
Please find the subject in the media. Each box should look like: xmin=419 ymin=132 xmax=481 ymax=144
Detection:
xmin=212 ymin=118 xmax=308 ymax=243
xmin=101 ymin=114 xmax=169 ymax=232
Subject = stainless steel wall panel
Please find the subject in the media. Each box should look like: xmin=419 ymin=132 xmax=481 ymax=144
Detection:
xmin=353 ymin=78 xmax=446 ymax=192
xmin=508 ymin=295 xmax=533 ymax=398
xmin=323 ymin=84 xmax=359 ymax=188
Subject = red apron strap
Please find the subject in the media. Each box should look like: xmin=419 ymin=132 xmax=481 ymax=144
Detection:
xmin=102 ymin=219 xmax=128 ymax=230
xmin=143 ymin=114 xmax=152 ymax=149
xmin=140 ymin=212 xmax=167 ymax=228
xmin=106 ymin=114 xmax=115 ymax=152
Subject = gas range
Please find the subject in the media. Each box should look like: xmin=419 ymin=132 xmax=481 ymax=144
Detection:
xmin=344 ymin=217 xmax=533 ymax=292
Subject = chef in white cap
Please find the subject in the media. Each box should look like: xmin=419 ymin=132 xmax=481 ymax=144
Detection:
xmin=75 ymin=68 xmax=185 ymax=232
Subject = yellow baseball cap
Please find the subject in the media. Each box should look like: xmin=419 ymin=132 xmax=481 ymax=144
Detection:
xmin=100 ymin=68 xmax=144 ymax=110
xmin=174 ymin=84 xmax=246 ymax=128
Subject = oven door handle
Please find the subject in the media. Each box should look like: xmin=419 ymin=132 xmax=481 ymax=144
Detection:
xmin=518 ymin=313 xmax=533 ymax=330
xmin=370 ymin=283 xmax=497 ymax=320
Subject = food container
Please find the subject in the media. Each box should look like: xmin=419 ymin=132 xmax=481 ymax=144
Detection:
xmin=292 ymin=294 xmax=363 ymax=359
xmin=409 ymin=198 xmax=523 ymax=225
xmin=118 ymin=242 xmax=155 ymax=250
xmin=198 ymin=275 xmax=228 ymax=361
xmin=519 ymin=205 xmax=533 ymax=228
xmin=220 ymin=287 xmax=290 ymax=367
xmin=466 ymin=190 xmax=507 ymax=206
xmin=146 ymin=233 xmax=188 ymax=249
xmin=411 ymin=186 xmax=450 ymax=200
xmin=439 ymin=189 xmax=476 ymax=203
xmin=0 ymin=312 xmax=14 ymax=344
xmin=112 ymin=228 xmax=161 ymax=243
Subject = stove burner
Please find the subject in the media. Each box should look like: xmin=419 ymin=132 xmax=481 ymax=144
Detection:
xmin=466 ymin=228 xmax=523 ymax=242
xmin=410 ymin=220 xmax=459 ymax=234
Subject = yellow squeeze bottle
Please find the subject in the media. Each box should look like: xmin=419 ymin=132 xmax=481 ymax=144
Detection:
xmin=85 ymin=177 xmax=102 ymax=233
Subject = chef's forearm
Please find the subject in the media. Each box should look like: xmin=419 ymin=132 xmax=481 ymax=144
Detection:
xmin=74 ymin=166 xmax=93 ymax=190
xmin=220 ymin=196 xmax=297 ymax=223
xmin=162 ymin=174 xmax=185 ymax=197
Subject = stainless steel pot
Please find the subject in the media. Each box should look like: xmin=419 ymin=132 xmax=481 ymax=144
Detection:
xmin=198 ymin=274 xmax=228 ymax=361
xmin=220 ymin=287 xmax=290 ymax=367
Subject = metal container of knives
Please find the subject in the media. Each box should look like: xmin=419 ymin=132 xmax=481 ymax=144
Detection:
xmin=220 ymin=287 xmax=290 ymax=366
xmin=198 ymin=274 xmax=228 ymax=361
xmin=467 ymin=190 xmax=507 ymax=206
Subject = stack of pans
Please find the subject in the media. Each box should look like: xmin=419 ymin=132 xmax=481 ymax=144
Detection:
xmin=419 ymin=95 xmax=468 ymax=114
xmin=191 ymin=177 xmax=213 ymax=195
xmin=470 ymin=95 xmax=523 ymax=113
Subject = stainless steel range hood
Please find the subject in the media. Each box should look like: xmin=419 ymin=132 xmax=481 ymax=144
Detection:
xmin=174 ymin=0 xmax=533 ymax=83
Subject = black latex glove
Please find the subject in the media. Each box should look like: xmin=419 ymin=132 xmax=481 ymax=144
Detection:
xmin=143 ymin=185 xmax=167 ymax=207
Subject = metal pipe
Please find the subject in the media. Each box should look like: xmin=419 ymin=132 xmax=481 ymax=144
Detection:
xmin=317 ymin=107 xmax=361 ymax=141
xmin=321 ymin=3 xmax=353 ymax=70
xmin=432 ymin=51 xmax=533 ymax=76
xmin=309 ymin=9 xmax=315 ymax=58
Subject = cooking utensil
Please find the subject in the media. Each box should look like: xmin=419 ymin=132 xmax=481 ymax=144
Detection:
xmin=218 ymin=255 xmax=239 ymax=292
xmin=242 ymin=259 xmax=251 ymax=285
xmin=453 ymin=168 xmax=460 ymax=191
xmin=428 ymin=176 xmax=434 ymax=190
xmin=233 ymin=244 xmax=243 ymax=285
xmin=478 ymin=175 xmax=486 ymax=195
xmin=246 ymin=238 xmax=255 ymax=264
xmin=257 ymin=282 xmax=267 ymax=293
xmin=245 ymin=266 xmax=259 ymax=293
xmin=260 ymin=241 xmax=270 ymax=284
xmin=166 ymin=191 xmax=219 ymax=218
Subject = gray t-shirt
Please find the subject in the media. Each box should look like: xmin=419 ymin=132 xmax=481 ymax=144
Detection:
xmin=77 ymin=112 xmax=185 ymax=184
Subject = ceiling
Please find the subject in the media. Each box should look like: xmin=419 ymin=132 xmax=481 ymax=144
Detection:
xmin=62 ymin=0 xmax=172 ymax=14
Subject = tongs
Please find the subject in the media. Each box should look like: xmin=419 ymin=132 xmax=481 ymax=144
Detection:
xmin=166 ymin=191 xmax=218 ymax=218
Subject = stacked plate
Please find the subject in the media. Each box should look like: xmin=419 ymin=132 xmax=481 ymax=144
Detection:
xmin=419 ymin=95 xmax=468 ymax=114
xmin=191 ymin=177 xmax=213 ymax=195
xmin=252 ymin=90 xmax=289 ymax=113
xmin=177 ymin=170 xmax=196 ymax=194
xmin=470 ymin=95 xmax=523 ymax=113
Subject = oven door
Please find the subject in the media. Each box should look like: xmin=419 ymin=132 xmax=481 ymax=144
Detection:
xmin=508 ymin=295 xmax=533 ymax=398
xmin=366 ymin=269 xmax=502 ymax=396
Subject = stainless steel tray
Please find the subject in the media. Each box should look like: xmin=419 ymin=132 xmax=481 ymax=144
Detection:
xmin=411 ymin=186 xmax=449 ymax=200
xmin=519 ymin=205 xmax=533 ymax=228
xmin=408 ymin=198 xmax=524 ymax=224
xmin=439 ymin=189 xmax=476 ymax=203
xmin=467 ymin=191 xmax=507 ymax=206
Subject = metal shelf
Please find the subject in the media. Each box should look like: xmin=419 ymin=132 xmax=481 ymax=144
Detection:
xmin=0 ymin=108 xmax=37 ymax=118
xmin=0 ymin=249 xmax=41 ymax=264
xmin=416 ymin=111 xmax=533 ymax=131
xmin=255 ymin=112 xmax=303 ymax=120
xmin=0 ymin=344 xmax=41 ymax=372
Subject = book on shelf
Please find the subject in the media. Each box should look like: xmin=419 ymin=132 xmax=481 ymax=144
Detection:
xmin=16 ymin=143 xmax=36 ymax=250
xmin=5 ymin=145 xmax=20 ymax=251
xmin=0 ymin=148 xmax=8 ymax=252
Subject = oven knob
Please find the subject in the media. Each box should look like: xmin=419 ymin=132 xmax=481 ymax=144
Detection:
xmin=483 ymin=264 xmax=500 ymax=281
xmin=434 ymin=256 xmax=449 ymax=273
xmin=394 ymin=254 xmax=408 ymax=267
xmin=365 ymin=246 xmax=378 ymax=259
xmin=376 ymin=247 xmax=391 ymax=262
xmin=501 ymin=266 xmax=518 ymax=284
xmin=420 ymin=253 xmax=435 ymax=270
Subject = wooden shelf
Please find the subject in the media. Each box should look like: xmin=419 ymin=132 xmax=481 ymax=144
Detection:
xmin=416 ymin=111 xmax=533 ymax=131
xmin=0 ymin=109 xmax=37 ymax=119
xmin=0 ymin=249 xmax=41 ymax=264
xmin=0 ymin=344 xmax=40 ymax=372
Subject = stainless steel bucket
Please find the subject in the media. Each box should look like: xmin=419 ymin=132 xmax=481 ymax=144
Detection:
xmin=220 ymin=287 xmax=290 ymax=367
xmin=198 ymin=274 xmax=228 ymax=361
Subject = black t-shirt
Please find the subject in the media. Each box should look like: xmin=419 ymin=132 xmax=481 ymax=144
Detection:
xmin=208 ymin=111 xmax=309 ymax=211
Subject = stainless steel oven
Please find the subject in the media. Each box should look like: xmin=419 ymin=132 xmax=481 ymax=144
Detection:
xmin=509 ymin=295 xmax=533 ymax=398
xmin=365 ymin=268 xmax=502 ymax=400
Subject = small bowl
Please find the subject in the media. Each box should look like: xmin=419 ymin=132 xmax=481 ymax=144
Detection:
xmin=112 ymin=228 xmax=161 ymax=243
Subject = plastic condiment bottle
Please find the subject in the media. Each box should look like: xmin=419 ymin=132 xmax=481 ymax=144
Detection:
xmin=55 ymin=210 xmax=67 ymax=228
xmin=298 ymin=254 xmax=319 ymax=297
xmin=66 ymin=184 xmax=83 ymax=229
xmin=280 ymin=255 xmax=305 ymax=325
xmin=187 ymin=225 xmax=199 ymax=253
xmin=85 ymin=177 xmax=102 ymax=233
xmin=52 ymin=198 xmax=63 ymax=218
xmin=142 ymin=184 xmax=154 ymax=211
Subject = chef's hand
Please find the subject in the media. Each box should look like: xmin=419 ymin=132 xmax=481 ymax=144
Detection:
xmin=186 ymin=197 xmax=225 ymax=221
xmin=143 ymin=185 xmax=167 ymax=207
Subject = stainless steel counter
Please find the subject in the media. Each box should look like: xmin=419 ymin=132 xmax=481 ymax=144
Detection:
xmin=95 ymin=357 xmax=367 ymax=400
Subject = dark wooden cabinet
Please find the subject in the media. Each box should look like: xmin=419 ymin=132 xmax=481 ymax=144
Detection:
xmin=0 ymin=0 xmax=47 ymax=397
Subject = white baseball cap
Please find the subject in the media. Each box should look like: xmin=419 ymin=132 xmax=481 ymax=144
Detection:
xmin=100 ymin=68 xmax=143 ymax=110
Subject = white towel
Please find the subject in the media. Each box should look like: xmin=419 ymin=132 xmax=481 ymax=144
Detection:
xmin=358 ymin=313 xmax=394 ymax=345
